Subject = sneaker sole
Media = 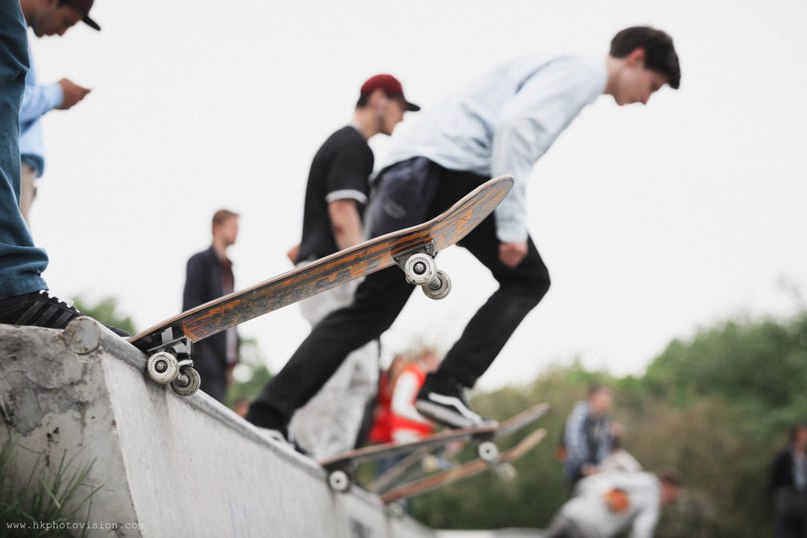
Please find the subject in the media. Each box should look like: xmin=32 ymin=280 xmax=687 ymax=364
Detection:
xmin=415 ymin=400 xmax=476 ymax=429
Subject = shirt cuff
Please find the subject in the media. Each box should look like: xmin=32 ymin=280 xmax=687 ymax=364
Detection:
xmin=45 ymin=82 xmax=64 ymax=109
xmin=494 ymin=215 xmax=528 ymax=243
xmin=325 ymin=189 xmax=368 ymax=205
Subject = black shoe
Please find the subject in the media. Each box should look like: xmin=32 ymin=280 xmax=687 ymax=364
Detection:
xmin=0 ymin=290 xmax=130 ymax=337
xmin=415 ymin=373 xmax=498 ymax=429
xmin=246 ymin=405 xmax=311 ymax=455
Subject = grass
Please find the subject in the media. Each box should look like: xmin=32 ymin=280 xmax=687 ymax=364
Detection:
xmin=0 ymin=435 xmax=101 ymax=537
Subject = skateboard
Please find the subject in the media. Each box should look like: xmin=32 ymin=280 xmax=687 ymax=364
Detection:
xmin=129 ymin=175 xmax=513 ymax=396
xmin=320 ymin=402 xmax=549 ymax=492
xmin=380 ymin=427 xmax=546 ymax=505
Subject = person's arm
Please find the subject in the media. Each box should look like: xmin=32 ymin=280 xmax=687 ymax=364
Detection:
xmin=629 ymin=501 xmax=661 ymax=538
xmin=286 ymin=244 xmax=300 ymax=264
xmin=324 ymin=141 xmax=372 ymax=250
xmin=182 ymin=255 xmax=207 ymax=311
xmin=391 ymin=371 xmax=430 ymax=425
xmin=20 ymin=82 xmax=62 ymax=124
xmin=327 ymin=199 xmax=363 ymax=251
xmin=490 ymin=60 xmax=604 ymax=266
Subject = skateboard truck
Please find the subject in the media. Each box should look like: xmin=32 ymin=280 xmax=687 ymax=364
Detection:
xmin=143 ymin=327 xmax=201 ymax=397
xmin=393 ymin=241 xmax=452 ymax=300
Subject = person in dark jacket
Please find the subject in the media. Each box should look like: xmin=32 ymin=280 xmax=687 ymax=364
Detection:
xmin=182 ymin=209 xmax=240 ymax=403
xmin=771 ymin=424 xmax=807 ymax=538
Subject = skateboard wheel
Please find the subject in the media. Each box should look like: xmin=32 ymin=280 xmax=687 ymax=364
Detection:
xmin=404 ymin=253 xmax=437 ymax=286
xmin=386 ymin=502 xmax=405 ymax=519
xmin=170 ymin=367 xmax=201 ymax=396
xmin=328 ymin=469 xmax=351 ymax=493
xmin=421 ymin=454 xmax=441 ymax=473
xmin=477 ymin=441 xmax=499 ymax=462
xmin=146 ymin=352 xmax=179 ymax=384
xmin=422 ymin=270 xmax=451 ymax=300
xmin=495 ymin=462 xmax=517 ymax=483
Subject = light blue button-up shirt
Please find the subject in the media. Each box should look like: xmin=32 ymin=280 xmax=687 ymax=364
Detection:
xmin=20 ymin=41 xmax=64 ymax=178
xmin=384 ymin=55 xmax=607 ymax=243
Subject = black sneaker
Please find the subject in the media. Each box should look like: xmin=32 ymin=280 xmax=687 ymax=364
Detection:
xmin=246 ymin=405 xmax=310 ymax=455
xmin=0 ymin=290 xmax=130 ymax=337
xmin=415 ymin=373 xmax=498 ymax=429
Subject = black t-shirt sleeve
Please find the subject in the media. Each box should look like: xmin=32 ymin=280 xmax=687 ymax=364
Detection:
xmin=324 ymin=143 xmax=373 ymax=205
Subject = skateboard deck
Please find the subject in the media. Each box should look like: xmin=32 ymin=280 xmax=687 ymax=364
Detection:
xmin=380 ymin=427 xmax=546 ymax=504
xmin=321 ymin=402 xmax=549 ymax=492
xmin=129 ymin=175 xmax=513 ymax=395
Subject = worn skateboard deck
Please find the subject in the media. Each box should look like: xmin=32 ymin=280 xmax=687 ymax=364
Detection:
xmin=380 ymin=427 xmax=546 ymax=504
xmin=130 ymin=175 xmax=513 ymax=352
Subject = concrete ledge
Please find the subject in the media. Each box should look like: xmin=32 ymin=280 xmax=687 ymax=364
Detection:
xmin=0 ymin=318 xmax=432 ymax=538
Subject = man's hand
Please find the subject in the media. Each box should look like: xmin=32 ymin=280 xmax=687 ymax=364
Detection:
xmin=286 ymin=243 xmax=300 ymax=264
xmin=57 ymin=79 xmax=91 ymax=110
xmin=498 ymin=241 xmax=528 ymax=268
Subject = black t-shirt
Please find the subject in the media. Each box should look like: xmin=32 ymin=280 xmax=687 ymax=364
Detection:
xmin=297 ymin=126 xmax=374 ymax=262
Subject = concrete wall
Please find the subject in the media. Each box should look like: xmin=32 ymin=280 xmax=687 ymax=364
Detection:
xmin=0 ymin=318 xmax=432 ymax=538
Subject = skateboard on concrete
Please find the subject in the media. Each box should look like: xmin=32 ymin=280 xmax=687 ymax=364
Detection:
xmin=380 ymin=427 xmax=546 ymax=506
xmin=129 ymin=175 xmax=513 ymax=396
xmin=320 ymin=402 xmax=549 ymax=492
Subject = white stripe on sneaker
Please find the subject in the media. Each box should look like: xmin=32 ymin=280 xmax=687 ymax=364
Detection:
xmin=426 ymin=393 xmax=483 ymax=422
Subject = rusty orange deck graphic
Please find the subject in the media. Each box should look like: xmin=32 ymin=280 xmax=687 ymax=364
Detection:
xmin=130 ymin=175 xmax=513 ymax=349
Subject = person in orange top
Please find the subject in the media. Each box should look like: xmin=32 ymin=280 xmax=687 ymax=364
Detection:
xmin=390 ymin=349 xmax=439 ymax=443
xmin=369 ymin=354 xmax=406 ymax=445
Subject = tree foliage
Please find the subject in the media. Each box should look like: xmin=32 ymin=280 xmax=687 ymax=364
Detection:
xmin=72 ymin=296 xmax=137 ymax=336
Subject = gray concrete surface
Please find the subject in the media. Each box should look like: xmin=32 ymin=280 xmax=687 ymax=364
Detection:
xmin=0 ymin=318 xmax=432 ymax=538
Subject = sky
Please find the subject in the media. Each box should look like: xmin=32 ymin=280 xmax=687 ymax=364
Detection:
xmin=25 ymin=0 xmax=807 ymax=391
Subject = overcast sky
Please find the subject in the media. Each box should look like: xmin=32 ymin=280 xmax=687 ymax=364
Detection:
xmin=25 ymin=0 xmax=807 ymax=390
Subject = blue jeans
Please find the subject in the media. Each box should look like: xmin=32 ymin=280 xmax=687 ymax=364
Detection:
xmin=0 ymin=1 xmax=48 ymax=297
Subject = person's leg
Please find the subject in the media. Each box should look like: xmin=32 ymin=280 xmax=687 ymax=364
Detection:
xmin=246 ymin=158 xmax=441 ymax=433
xmin=19 ymin=161 xmax=36 ymax=225
xmin=439 ymin=229 xmax=549 ymax=386
xmin=0 ymin=8 xmax=128 ymax=336
xmin=0 ymin=3 xmax=48 ymax=298
xmin=192 ymin=345 xmax=227 ymax=403
xmin=415 ymin=170 xmax=550 ymax=426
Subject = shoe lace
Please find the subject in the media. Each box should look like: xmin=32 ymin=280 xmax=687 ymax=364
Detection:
xmin=38 ymin=290 xmax=78 ymax=311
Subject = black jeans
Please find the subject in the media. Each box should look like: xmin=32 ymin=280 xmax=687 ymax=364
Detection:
xmin=194 ymin=342 xmax=228 ymax=403
xmin=248 ymin=158 xmax=550 ymax=424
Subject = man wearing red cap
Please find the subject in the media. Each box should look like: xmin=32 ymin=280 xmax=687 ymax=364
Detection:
xmin=247 ymin=28 xmax=681 ymax=440
xmin=267 ymin=75 xmax=419 ymax=456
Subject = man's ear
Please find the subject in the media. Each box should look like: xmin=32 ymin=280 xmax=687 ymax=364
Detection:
xmin=627 ymin=47 xmax=646 ymax=67
xmin=369 ymin=88 xmax=388 ymax=109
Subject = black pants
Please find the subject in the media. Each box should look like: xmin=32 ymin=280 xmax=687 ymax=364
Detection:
xmin=249 ymin=158 xmax=550 ymax=423
xmin=194 ymin=342 xmax=228 ymax=403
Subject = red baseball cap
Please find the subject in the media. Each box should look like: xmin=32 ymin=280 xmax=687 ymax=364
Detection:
xmin=360 ymin=74 xmax=420 ymax=112
xmin=64 ymin=0 xmax=101 ymax=31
